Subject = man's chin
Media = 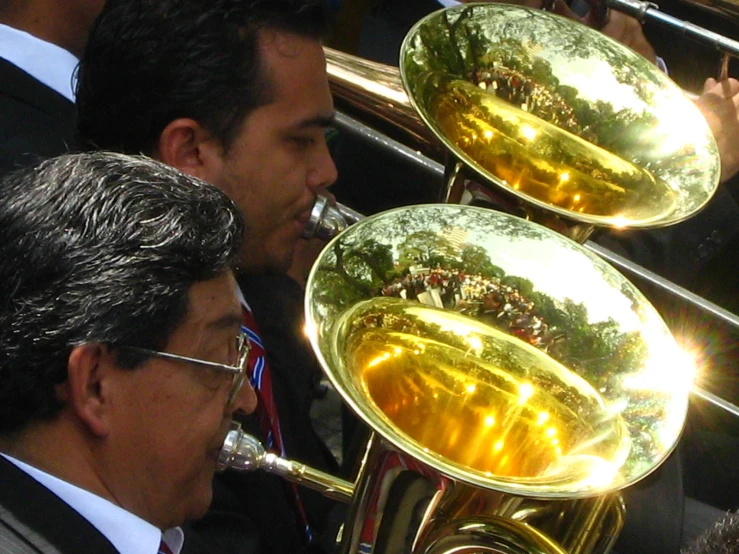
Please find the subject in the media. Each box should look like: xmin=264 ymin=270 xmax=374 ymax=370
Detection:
xmin=187 ymin=486 xmax=215 ymax=523
xmin=236 ymin=242 xmax=294 ymax=275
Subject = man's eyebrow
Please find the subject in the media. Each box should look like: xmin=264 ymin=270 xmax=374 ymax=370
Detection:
xmin=207 ymin=313 xmax=244 ymax=331
xmin=295 ymin=112 xmax=336 ymax=129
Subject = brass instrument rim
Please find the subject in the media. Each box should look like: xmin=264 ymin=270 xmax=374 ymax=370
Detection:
xmin=305 ymin=204 xmax=691 ymax=500
xmin=398 ymin=4 xmax=720 ymax=230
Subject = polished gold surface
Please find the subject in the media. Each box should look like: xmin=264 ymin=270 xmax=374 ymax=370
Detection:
xmin=325 ymin=47 xmax=442 ymax=158
xmin=428 ymin=75 xmax=676 ymax=223
xmin=400 ymin=4 xmax=720 ymax=228
xmin=340 ymin=299 xmax=630 ymax=486
xmin=306 ymin=205 xmax=692 ymax=498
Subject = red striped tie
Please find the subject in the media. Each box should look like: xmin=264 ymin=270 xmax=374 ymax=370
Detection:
xmin=240 ymin=303 xmax=313 ymax=542
xmin=241 ymin=305 xmax=284 ymax=453
xmin=158 ymin=540 xmax=174 ymax=554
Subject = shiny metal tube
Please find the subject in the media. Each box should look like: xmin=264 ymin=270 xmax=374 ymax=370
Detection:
xmin=218 ymin=422 xmax=355 ymax=503
xmin=607 ymin=0 xmax=739 ymax=56
xmin=605 ymin=0 xmax=739 ymax=79
xmin=302 ymin=194 xmax=364 ymax=241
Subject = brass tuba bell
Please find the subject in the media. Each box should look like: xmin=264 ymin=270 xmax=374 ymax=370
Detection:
xmin=301 ymin=204 xmax=693 ymax=554
xmin=218 ymin=6 xmax=715 ymax=553
xmin=328 ymin=4 xmax=721 ymax=243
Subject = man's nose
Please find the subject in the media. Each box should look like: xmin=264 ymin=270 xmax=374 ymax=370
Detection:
xmin=231 ymin=382 xmax=258 ymax=415
xmin=306 ymin=141 xmax=338 ymax=192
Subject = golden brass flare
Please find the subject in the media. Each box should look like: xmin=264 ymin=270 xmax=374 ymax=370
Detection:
xmin=426 ymin=74 xmax=677 ymax=224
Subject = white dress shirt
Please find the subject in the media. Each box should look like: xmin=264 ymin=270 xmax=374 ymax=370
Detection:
xmin=0 ymin=23 xmax=79 ymax=101
xmin=2 ymin=454 xmax=184 ymax=554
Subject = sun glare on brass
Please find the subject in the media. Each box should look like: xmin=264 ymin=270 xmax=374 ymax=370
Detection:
xmin=306 ymin=205 xmax=691 ymax=498
xmin=400 ymin=4 xmax=720 ymax=228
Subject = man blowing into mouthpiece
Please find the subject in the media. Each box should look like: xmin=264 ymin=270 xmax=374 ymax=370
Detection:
xmin=0 ymin=151 xmax=258 ymax=554
xmin=75 ymin=1 xmax=343 ymax=552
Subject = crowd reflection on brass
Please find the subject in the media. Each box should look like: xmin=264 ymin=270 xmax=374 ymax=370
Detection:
xmin=338 ymin=298 xmax=631 ymax=490
xmin=306 ymin=205 xmax=692 ymax=497
xmin=426 ymin=73 xmax=676 ymax=223
xmin=400 ymin=4 xmax=720 ymax=228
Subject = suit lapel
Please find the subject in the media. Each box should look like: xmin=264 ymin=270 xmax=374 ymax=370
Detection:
xmin=0 ymin=59 xmax=74 ymax=124
xmin=0 ymin=456 xmax=120 ymax=554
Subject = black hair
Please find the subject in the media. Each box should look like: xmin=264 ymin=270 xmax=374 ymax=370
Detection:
xmin=0 ymin=152 xmax=244 ymax=434
xmin=685 ymin=511 xmax=739 ymax=554
xmin=75 ymin=0 xmax=330 ymax=155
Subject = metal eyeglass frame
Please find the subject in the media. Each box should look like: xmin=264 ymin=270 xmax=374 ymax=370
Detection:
xmin=119 ymin=332 xmax=251 ymax=407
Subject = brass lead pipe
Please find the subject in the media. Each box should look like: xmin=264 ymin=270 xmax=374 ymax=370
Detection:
xmin=218 ymin=423 xmax=355 ymax=504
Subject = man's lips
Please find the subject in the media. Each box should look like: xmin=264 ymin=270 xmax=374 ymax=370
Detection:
xmin=210 ymin=422 xmax=235 ymax=463
xmin=295 ymin=209 xmax=312 ymax=228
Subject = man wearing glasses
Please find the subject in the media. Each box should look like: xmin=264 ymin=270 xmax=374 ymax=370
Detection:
xmin=0 ymin=152 xmax=257 ymax=554
xmin=74 ymin=1 xmax=343 ymax=551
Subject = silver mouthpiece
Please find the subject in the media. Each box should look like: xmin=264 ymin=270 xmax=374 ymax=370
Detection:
xmin=217 ymin=422 xmax=354 ymax=503
xmin=301 ymin=194 xmax=363 ymax=241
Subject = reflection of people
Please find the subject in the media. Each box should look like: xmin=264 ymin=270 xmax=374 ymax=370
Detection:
xmin=75 ymin=1 xmax=341 ymax=551
xmin=333 ymin=4 xmax=728 ymax=553
xmin=0 ymin=152 xmax=257 ymax=554
xmin=339 ymin=0 xmax=739 ymax=296
xmin=358 ymin=0 xmax=658 ymax=69
xmin=0 ymin=0 xmax=105 ymax=175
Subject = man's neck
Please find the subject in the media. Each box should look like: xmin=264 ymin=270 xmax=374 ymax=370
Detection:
xmin=0 ymin=418 xmax=114 ymax=505
xmin=0 ymin=3 xmax=87 ymax=57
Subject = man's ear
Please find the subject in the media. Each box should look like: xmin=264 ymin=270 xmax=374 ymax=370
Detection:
xmin=64 ymin=344 xmax=113 ymax=438
xmin=157 ymin=118 xmax=225 ymax=182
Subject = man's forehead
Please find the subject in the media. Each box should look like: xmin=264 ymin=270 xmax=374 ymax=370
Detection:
xmin=185 ymin=274 xmax=242 ymax=330
xmin=256 ymin=29 xmax=328 ymax=90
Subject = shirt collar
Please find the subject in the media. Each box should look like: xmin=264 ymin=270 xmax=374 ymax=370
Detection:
xmin=2 ymin=454 xmax=184 ymax=554
xmin=0 ymin=23 xmax=79 ymax=101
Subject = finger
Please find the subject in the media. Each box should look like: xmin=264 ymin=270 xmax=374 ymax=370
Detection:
xmin=550 ymin=0 xmax=589 ymax=25
xmin=581 ymin=0 xmax=608 ymax=28
xmin=712 ymin=78 xmax=739 ymax=98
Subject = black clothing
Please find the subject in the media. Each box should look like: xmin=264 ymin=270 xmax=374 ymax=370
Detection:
xmin=0 ymin=58 xmax=75 ymax=176
xmin=0 ymin=455 xmax=119 ymax=554
xmin=201 ymin=273 xmax=341 ymax=554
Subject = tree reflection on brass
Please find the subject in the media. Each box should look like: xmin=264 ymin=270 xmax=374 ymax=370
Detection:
xmin=424 ymin=73 xmax=676 ymax=222
xmin=400 ymin=4 xmax=719 ymax=227
xmin=306 ymin=205 xmax=691 ymax=497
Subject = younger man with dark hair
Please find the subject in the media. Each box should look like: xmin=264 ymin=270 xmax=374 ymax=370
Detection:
xmin=75 ymin=2 xmax=341 ymax=551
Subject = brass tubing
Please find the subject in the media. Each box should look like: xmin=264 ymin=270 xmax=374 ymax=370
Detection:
xmin=607 ymin=0 xmax=739 ymax=58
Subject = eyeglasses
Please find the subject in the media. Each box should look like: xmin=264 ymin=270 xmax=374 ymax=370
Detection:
xmin=119 ymin=333 xmax=250 ymax=407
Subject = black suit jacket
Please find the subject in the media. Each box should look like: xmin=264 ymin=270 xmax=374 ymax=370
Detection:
xmin=0 ymin=58 xmax=75 ymax=176
xmin=0 ymin=455 xmax=119 ymax=554
xmin=0 ymin=456 xmax=223 ymax=554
